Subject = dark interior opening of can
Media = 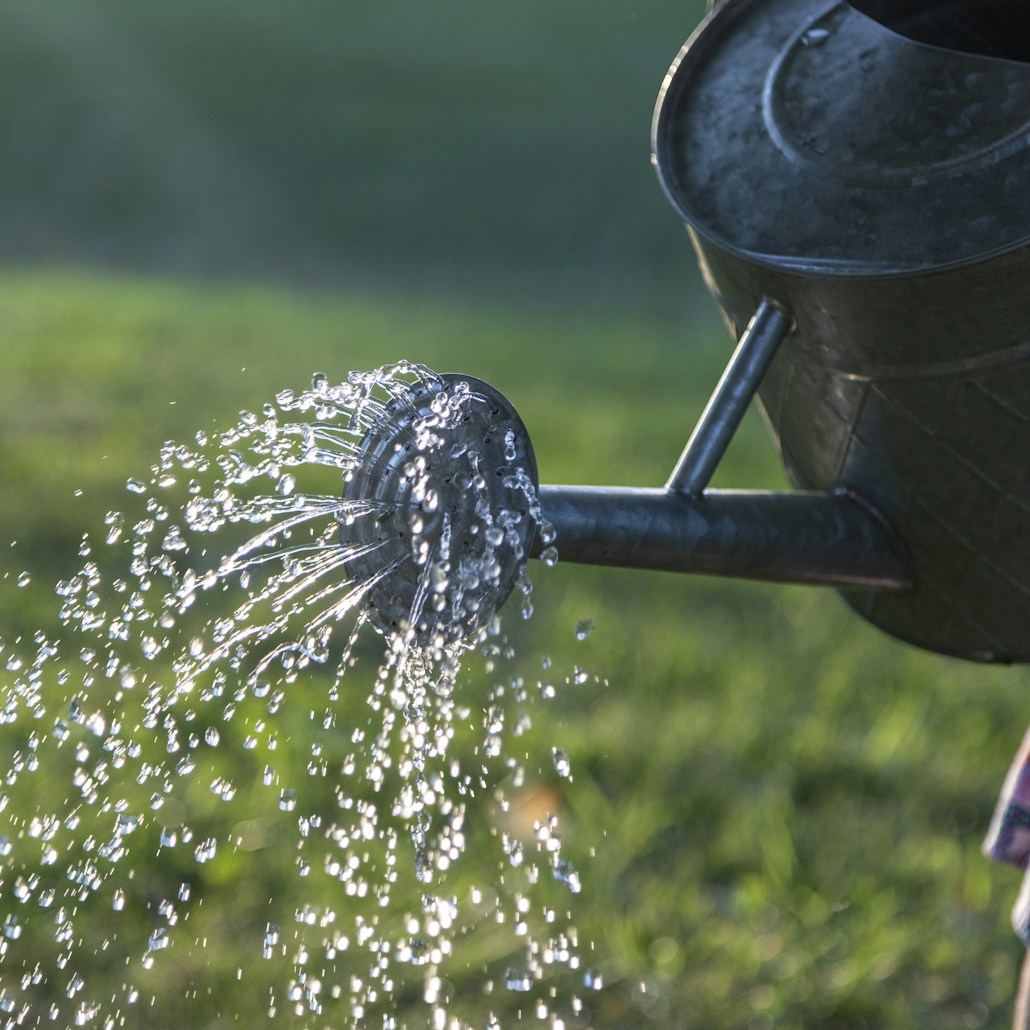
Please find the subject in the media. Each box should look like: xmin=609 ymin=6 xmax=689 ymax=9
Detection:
xmin=847 ymin=0 xmax=1030 ymax=62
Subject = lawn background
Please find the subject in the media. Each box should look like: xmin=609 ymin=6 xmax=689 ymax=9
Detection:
xmin=1 ymin=2 xmax=1028 ymax=1027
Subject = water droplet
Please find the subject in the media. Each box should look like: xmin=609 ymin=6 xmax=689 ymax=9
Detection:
xmin=801 ymin=26 xmax=831 ymax=47
xmin=194 ymin=838 xmax=217 ymax=863
xmin=553 ymin=859 xmax=581 ymax=893
xmin=161 ymin=526 xmax=187 ymax=553
xmin=574 ymin=619 xmax=594 ymax=640
xmin=504 ymin=835 xmax=524 ymax=867
xmin=504 ymin=968 xmax=532 ymax=992
xmin=263 ymin=923 xmax=280 ymax=959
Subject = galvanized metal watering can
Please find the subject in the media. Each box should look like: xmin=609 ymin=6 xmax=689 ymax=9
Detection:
xmin=640 ymin=0 xmax=1030 ymax=663
xmin=358 ymin=0 xmax=1030 ymax=663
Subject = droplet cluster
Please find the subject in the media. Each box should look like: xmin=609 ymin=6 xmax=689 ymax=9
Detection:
xmin=0 ymin=363 xmax=596 ymax=1027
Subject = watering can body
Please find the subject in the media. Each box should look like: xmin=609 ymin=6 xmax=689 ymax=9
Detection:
xmin=364 ymin=0 xmax=1030 ymax=663
xmin=653 ymin=0 xmax=1030 ymax=661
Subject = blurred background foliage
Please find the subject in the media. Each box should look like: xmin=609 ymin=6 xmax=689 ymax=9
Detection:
xmin=0 ymin=0 xmax=707 ymax=313
xmin=0 ymin=1 xmax=1028 ymax=1027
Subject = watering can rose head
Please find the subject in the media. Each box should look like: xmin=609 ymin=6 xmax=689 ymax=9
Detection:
xmin=342 ymin=371 xmax=540 ymax=649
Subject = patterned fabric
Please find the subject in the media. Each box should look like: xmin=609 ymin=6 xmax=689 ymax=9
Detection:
xmin=984 ymin=726 xmax=1030 ymax=943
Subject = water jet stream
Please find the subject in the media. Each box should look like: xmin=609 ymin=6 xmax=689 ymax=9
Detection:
xmin=0 ymin=363 xmax=591 ymax=1029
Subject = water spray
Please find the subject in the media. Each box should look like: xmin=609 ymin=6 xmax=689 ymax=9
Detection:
xmin=5 ymin=2 xmax=1030 ymax=1026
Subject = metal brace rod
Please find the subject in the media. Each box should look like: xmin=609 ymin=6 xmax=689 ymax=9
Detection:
xmin=666 ymin=297 xmax=792 ymax=497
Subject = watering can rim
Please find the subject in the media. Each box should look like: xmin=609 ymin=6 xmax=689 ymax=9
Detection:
xmin=652 ymin=217 xmax=1030 ymax=284
xmin=651 ymin=0 xmax=1030 ymax=280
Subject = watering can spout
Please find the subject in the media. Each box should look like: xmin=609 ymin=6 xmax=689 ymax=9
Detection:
xmin=343 ymin=300 xmax=911 ymax=652
xmin=530 ymin=485 xmax=911 ymax=592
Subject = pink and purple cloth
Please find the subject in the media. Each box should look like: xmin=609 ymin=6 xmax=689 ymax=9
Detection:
xmin=985 ymin=726 xmax=1030 ymax=943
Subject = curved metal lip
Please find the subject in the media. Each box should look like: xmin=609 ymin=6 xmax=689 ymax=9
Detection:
xmin=668 ymin=219 xmax=1030 ymax=283
xmin=651 ymin=0 xmax=1030 ymax=281
xmin=762 ymin=12 xmax=1030 ymax=189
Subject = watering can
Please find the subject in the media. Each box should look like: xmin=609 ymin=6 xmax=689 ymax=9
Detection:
xmin=353 ymin=0 xmax=1030 ymax=663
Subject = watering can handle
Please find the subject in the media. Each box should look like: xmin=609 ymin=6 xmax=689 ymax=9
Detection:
xmin=666 ymin=297 xmax=792 ymax=497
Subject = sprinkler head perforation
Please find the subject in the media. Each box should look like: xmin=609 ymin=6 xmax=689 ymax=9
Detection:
xmin=342 ymin=372 xmax=538 ymax=648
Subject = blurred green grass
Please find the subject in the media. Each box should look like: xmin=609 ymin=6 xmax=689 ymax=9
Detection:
xmin=1 ymin=0 xmax=1029 ymax=1027
xmin=1 ymin=271 xmax=1028 ymax=1028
